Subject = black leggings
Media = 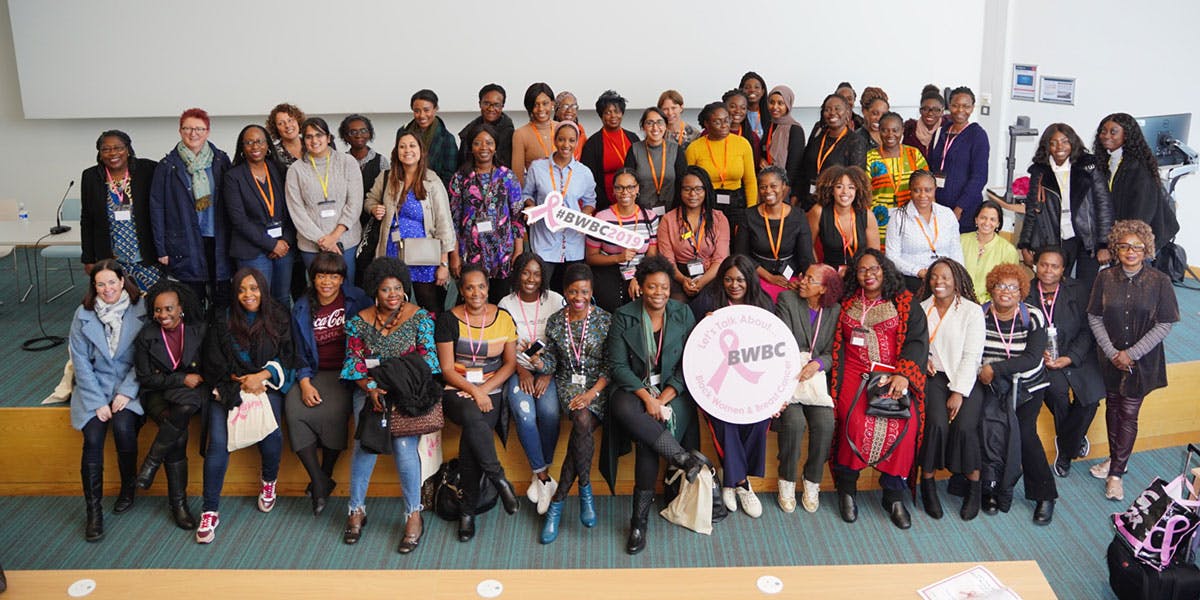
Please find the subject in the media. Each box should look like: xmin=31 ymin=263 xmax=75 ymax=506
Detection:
xmin=150 ymin=403 xmax=197 ymax=462
xmin=553 ymin=409 xmax=600 ymax=501
xmin=610 ymin=389 xmax=675 ymax=492
xmin=443 ymin=389 xmax=504 ymax=511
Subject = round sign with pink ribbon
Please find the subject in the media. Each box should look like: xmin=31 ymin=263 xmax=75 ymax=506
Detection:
xmin=683 ymin=305 xmax=801 ymax=424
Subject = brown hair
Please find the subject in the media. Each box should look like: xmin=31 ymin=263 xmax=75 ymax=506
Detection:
xmin=1108 ymin=219 xmax=1157 ymax=259
xmin=82 ymin=259 xmax=141 ymax=311
xmin=815 ymin=165 xmax=871 ymax=212
xmin=266 ymin=103 xmax=305 ymax=140
xmin=985 ymin=262 xmax=1031 ymax=300
xmin=387 ymin=131 xmax=429 ymax=202
xmin=657 ymin=89 xmax=684 ymax=108
xmin=860 ymin=87 xmax=889 ymax=112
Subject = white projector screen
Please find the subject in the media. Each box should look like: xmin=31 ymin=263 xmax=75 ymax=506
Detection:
xmin=9 ymin=0 xmax=985 ymax=119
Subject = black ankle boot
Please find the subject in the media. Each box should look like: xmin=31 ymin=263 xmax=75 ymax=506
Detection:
xmin=920 ymin=477 xmax=943 ymax=519
xmin=626 ymin=490 xmax=654 ymax=555
xmin=164 ymin=460 xmax=197 ymax=530
xmin=82 ymin=463 xmax=104 ymax=542
xmin=489 ymin=473 xmax=519 ymax=514
xmin=457 ymin=514 xmax=476 ymax=542
xmin=136 ymin=421 xmax=182 ymax=489
xmin=834 ymin=469 xmax=859 ymax=523
xmin=961 ymin=479 xmax=982 ymax=521
xmin=113 ymin=451 xmax=137 ymax=513
xmin=883 ymin=489 xmax=912 ymax=530
xmin=652 ymin=431 xmax=708 ymax=483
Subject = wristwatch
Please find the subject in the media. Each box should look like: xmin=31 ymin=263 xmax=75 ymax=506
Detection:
xmin=366 ymin=380 xmax=378 ymax=390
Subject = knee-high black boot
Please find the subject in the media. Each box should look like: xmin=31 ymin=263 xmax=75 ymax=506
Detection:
xmin=626 ymin=489 xmax=655 ymax=555
xmin=82 ymin=463 xmax=104 ymax=542
xmin=136 ymin=420 xmax=183 ymax=489
xmin=165 ymin=459 xmax=197 ymax=530
xmin=113 ymin=451 xmax=138 ymax=513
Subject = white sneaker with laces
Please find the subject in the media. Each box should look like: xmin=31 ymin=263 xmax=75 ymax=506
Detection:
xmin=777 ymin=480 xmax=796 ymax=513
xmin=801 ymin=480 xmax=821 ymax=513
xmin=195 ymin=511 xmax=219 ymax=544
xmin=722 ymin=487 xmax=738 ymax=512
xmin=737 ymin=483 xmax=762 ymax=518
xmin=257 ymin=480 xmax=277 ymax=513
xmin=537 ymin=478 xmax=558 ymax=515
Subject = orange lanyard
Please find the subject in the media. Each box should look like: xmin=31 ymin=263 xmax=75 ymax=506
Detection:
xmin=925 ymin=303 xmax=946 ymax=344
xmin=532 ymin=123 xmax=552 ymax=159
xmin=681 ymin=211 xmax=706 ymax=252
xmin=549 ymin=161 xmax=573 ymax=196
xmin=884 ymin=149 xmax=914 ymax=196
xmin=834 ymin=209 xmax=857 ymax=258
xmin=765 ymin=124 xmax=777 ymax=163
xmin=816 ymin=129 xmax=846 ymax=172
xmin=762 ymin=207 xmax=785 ymax=260
xmin=603 ymin=130 xmax=630 ymax=164
xmin=647 ymin=144 xmax=666 ymax=194
xmin=914 ymin=210 xmax=939 ymax=254
xmin=675 ymin=128 xmax=685 ymax=146
xmin=704 ymin=137 xmax=729 ymax=186
xmin=251 ymin=164 xmax=276 ymax=218
xmin=613 ymin=204 xmax=641 ymax=229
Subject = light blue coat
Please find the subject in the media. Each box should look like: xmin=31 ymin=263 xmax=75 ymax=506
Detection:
xmin=68 ymin=300 xmax=147 ymax=430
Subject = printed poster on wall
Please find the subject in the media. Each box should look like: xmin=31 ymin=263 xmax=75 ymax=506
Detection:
xmin=1011 ymin=64 xmax=1037 ymax=101
xmin=1039 ymin=76 xmax=1076 ymax=105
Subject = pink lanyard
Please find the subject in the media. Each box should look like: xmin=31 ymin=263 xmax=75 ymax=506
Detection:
xmin=466 ymin=311 xmax=486 ymax=362
xmin=938 ymin=126 xmax=965 ymax=172
xmin=859 ymin=295 xmax=882 ymax=327
xmin=161 ymin=327 xmax=183 ymax=369
xmin=807 ymin=308 xmax=823 ymax=351
xmin=518 ymin=298 xmax=541 ymax=343
xmin=991 ymin=309 xmax=1018 ymax=359
xmin=1038 ymin=284 xmax=1058 ymax=324
xmin=565 ymin=308 xmax=591 ymax=372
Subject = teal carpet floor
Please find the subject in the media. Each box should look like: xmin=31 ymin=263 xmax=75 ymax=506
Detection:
xmin=3 ymin=446 xmax=1196 ymax=599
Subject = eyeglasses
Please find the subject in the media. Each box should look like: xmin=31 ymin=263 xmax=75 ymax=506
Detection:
xmin=558 ymin=103 xmax=578 ymax=111
xmin=479 ymin=101 xmax=503 ymax=110
xmin=1115 ymin=243 xmax=1147 ymax=254
xmin=992 ymin=283 xmax=1020 ymax=292
xmin=919 ymin=106 xmax=944 ymax=114
xmin=680 ymin=185 xmax=705 ymax=194
xmin=643 ymin=120 xmax=666 ymax=129
xmin=242 ymin=139 xmax=267 ymax=147
xmin=180 ymin=127 xmax=208 ymax=134
xmin=613 ymin=185 xmax=638 ymax=193
xmin=303 ymin=133 xmax=328 ymax=141
xmin=99 ymin=145 xmax=127 ymax=153
xmin=856 ymin=266 xmax=882 ymax=275
xmin=347 ymin=128 xmax=370 ymax=136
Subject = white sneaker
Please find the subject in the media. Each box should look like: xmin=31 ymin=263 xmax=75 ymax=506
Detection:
xmin=1090 ymin=459 xmax=1111 ymax=480
xmin=736 ymin=483 xmax=762 ymax=518
xmin=526 ymin=478 xmax=541 ymax=504
xmin=257 ymin=480 xmax=277 ymax=513
xmin=537 ymin=477 xmax=558 ymax=515
xmin=721 ymin=487 xmax=738 ymax=512
xmin=801 ymin=480 xmax=821 ymax=513
xmin=195 ymin=511 xmax=219 ymax=544
xmin=777 ymin=480 xmax=796 ymax=513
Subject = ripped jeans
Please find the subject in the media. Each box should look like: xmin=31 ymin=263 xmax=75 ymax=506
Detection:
xmin=504 ymin=372 xmax=560 ymax=473
xmin=347 ymin=391 xmax=423 ymax=516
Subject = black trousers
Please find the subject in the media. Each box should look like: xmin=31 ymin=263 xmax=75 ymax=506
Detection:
xmin=1015 ymin=393 xmax=1058 ymax=501
xmin=443 ymin=389 xmax=504 ymax=511
xmin=1043 ymin=373 xmax=1099 ymax=464
xmin=610 ymin=389 xmax=673 ymax=492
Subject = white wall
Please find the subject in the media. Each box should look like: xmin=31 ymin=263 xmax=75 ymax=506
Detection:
xmin=984 ymin=0 xmax=1200 ymax=252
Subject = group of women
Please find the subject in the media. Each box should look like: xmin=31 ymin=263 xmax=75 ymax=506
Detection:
xmin=69 ymin=77 xmax=1179 ymax=554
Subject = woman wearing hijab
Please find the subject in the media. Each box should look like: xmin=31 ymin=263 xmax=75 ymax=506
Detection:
xmin=762 ymin=85 xmax=806 ymax=203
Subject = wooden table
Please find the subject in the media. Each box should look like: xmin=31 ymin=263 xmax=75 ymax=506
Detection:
xmin=5 ymin=561 xmax=1057 ymax=599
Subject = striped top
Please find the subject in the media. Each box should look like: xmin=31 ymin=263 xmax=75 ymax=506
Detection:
xmin=981 ymin=303 xmax=1044 ymax=366
xmin=586 ymin=205 xmax=659 ymax=259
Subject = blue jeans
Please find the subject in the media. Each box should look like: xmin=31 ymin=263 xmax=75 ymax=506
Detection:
xmin=504 ymin=372 xmax=560 ymax=473
xmin=238 ymin=250 xmax=294 ymax=308
xmin=347 ymin=391 xmax=423 ymax=516
xmin=301 ymin=245 xmax=357 ymax=289
xmin=81 ymin=411 xmax=141 ymax=466
xmin=203 ymin=391 xmax=284 ymax=512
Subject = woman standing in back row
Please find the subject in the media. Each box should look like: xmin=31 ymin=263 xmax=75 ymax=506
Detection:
xmin=285 ymin=117 xmax=364 ymax=283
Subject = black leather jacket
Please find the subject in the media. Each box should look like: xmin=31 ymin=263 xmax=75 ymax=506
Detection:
xmin=1019 ymin=155 xmax=1113 ymax=253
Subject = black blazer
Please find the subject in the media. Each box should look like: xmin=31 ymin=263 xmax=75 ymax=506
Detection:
xmin=580 ymin=128 xmax=640 ymax=212
xmin=1023 ymin=277 xmax=1104 ymax=406
xmin=222 ymin=161 xmax=295 ymax=260
xmin=79 ymin=158 xmax=158 ymax=265
xmin=135 ymin=321 xmax=208 ymax=409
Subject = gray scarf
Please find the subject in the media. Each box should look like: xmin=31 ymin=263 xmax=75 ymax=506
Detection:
xmin=94 ymin=290 xmax=131 ymax=356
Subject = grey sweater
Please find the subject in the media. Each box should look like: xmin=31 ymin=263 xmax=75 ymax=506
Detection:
xmin=285 ymin=151 xmax=364 ymax=253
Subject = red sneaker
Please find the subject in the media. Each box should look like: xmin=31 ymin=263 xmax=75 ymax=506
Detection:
xmin=258 ymin=480 xmax=277 ymax=513
xmin=195 ymin=511 xmax=219 ymax=544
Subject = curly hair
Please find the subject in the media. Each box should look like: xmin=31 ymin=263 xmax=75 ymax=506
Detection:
xmin=595 ymin=90 xmax=627 ymax=117
xmin=634 ymin=254 xmax=674 ymax=286
xmin=815 ymin=165 xmax=871 ymax=212
xmin=842 ymin=248 xmax=906 ymax=301
xmin=338 ymin=114 xmax=374 ymax=145
xmin=860 ymin=86 xmax=889 ymax=112
xmin=1108 ymin=219 xmax=1157 ymax=260
xmin=1032 ymin=123 xmax=1085 ymax=165
xmin=1094 ymin=113 xmax=1160 ymax=180
xmin=362 ymin=257 xmax=413 ymax=302
xmin=808 ymin=263 xmax=844 ymax=308
xmin=984 ymin=262 xmax=1031 ymax=300
xmin=266 ymin=103 xmax=304 ymax=140
xmin=145 ymin=279 xmax=202 ymax=326
xmin=917 ymin=257 xmax=978 ymax=304
xmin=695 ymin=254 xmax=773 ymax=311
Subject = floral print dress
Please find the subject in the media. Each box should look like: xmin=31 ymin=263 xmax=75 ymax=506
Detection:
xmin=540 ymin=306 xmax=611 ymax=418
xmin=341 ymin=309 xmax=440 ymax=381
xmin=448 ymin=166 xmax=526 ymax=280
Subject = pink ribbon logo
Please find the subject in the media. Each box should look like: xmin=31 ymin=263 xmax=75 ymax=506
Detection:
xmin=229 ymin=397 xmax=263 ymax=424
xmin=523 ymin=191 xmax=565 ymax=230
xmin=707 ymin=330 xmax=765 ymax=393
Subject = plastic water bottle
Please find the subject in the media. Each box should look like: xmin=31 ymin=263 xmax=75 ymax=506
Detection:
xmin=1046 ymin=325 xmax=1060 ymax=361
xmin=17 ymin=202 xmax=28 ymax=222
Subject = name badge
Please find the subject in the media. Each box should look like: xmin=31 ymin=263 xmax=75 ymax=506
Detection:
xmin=809 ymin=184 xmax=817 ymax=195
xmin=782 ymin=265 xmax=795 ymax=280
xmin=320 ymin=208 xmax=337 ymax=218
xmin=364 ymin=358 xmax=380 ymax=369
xmin=686 ymin=260 xmax=705 ymax=277
xmin=649 ymin=373 xmax=661 ymax=386
xmin=571 ymin=373 xmax=587 ymax=387
xmin=716 ymin=193 xmax=731 ymax=205
xmin=621 ymin=266 xmax=636 ymax=280
xmin=850 ymin=327 xmax=868 ymax=347
xmin=267 ymin=226 xmax=283 ymax=238
xmin=475 ymin=219 xmax=494 ymax=233
xmin=653 ymin=206 xmax=666 ymax=216
xmin=466 ymin=368 xmax=485 ymax=383
xmin=935 ymin=176 xmax=947 ymax=189
xmin=114 ymin=210 xmax=132 ymax=222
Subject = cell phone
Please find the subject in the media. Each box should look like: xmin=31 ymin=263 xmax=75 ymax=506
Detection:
xmin=523 ymin=339 xmax=546 ymax=357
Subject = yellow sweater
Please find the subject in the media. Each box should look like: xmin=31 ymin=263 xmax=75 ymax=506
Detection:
xmin=685 ymin=135 xmax=758 ymax=206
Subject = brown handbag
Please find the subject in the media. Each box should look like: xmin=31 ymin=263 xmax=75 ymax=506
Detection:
xmin=387 ymin=402 xmax=443 ymax=438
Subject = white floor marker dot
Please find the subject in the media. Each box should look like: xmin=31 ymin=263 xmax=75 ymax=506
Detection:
xmin=68 ymin=578 xmax=96 ymax=597
xmin=756 ymin=575 xmax=783 ymax=595
xmin=477 ymin=578 xmax=503 ymax=598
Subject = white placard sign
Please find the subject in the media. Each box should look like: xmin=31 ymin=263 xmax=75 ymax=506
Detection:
xmin=523 ymin=191 xmax=644 ymax=250
xmin=683 ymin=305 xmax=801 ymax=424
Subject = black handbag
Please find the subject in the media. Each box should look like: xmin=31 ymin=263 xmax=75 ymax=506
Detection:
xmin=844 ymin=370 xmax=911 ymax=467
xmin=427 ymin=459 xmax=499 ymax=521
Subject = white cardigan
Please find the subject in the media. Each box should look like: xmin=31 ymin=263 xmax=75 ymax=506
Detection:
xmin=920 ymin=296 xmax=985 ymax=396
